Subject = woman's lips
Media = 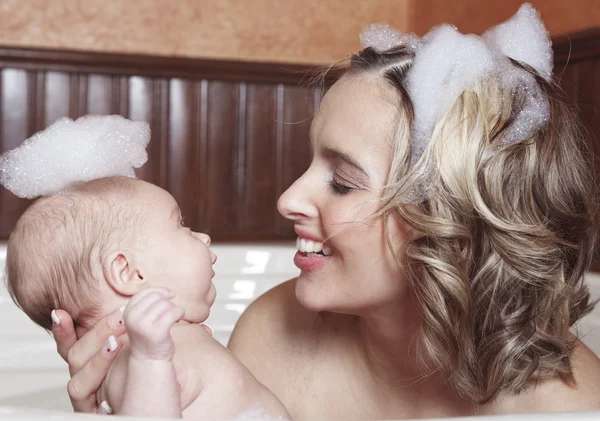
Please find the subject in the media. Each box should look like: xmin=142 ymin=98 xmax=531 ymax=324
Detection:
xmin=293 ymin=251 xmax=329 ymax=272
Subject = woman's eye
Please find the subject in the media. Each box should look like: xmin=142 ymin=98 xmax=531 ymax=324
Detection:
xmin=329 ymin=180 xmax=354 ymax=195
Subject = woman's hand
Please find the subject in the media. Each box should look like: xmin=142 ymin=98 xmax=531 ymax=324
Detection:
xmin=51 ymin=308 xmax=126 ymax=413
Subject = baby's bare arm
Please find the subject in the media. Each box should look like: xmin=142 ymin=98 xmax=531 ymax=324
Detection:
xmin=106 ymin=288 xmax=186 ymax=418
xmin=177 ymin=333 xmax=291 ymax=420
xmin=103 ymin=346 xmax=182 ymax=418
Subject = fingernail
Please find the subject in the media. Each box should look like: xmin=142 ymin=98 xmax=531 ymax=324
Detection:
xmin=51 ymin=310 xmax=60 ymax=326
xmin=98 ymin=400 xmax=113 ymax=415
xmin=108 ymin=308 xmax=124 ymax=329
xmin=100 ymin=335 xmax=118 ymax=358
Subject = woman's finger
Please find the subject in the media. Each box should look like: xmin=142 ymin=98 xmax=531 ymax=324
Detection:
xmin=65 ymin=308 xmax=126 ymax=372
xmin=66 ymin=335 xmax=122 ymax=412
xmin=51 ymin=309 xmax=77 ymax=361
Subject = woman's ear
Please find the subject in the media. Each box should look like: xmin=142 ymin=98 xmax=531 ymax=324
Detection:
xmin=103 ymin=251 xmax=146 ymax=296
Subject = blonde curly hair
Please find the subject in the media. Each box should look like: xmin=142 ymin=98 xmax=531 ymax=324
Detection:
xmin=348 ymin=46 xmax=598 ymax=403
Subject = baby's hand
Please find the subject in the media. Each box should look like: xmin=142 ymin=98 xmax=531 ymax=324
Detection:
xmin=123 ymin=287 xmax=185 ymax=362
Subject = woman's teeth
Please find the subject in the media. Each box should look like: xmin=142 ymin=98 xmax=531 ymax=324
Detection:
xmin=296 ymin=237 xmax=332 ymax=256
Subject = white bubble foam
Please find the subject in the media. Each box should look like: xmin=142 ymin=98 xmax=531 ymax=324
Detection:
xmin=483 ymin=3 xmax=553 ymax=81
xmin=0 ymin=115 xmax=150 ymax=199
xmin=406 ymin=24 xmax=498 ymax=164
xmin=361 ymin=3 xmax=553 ymax=166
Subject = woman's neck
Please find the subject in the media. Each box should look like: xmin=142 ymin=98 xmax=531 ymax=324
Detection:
xmin=354 ymin=301 xmax=475 ymax=416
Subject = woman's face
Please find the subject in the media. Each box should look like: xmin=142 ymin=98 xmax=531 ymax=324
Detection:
xmin=278 ymin=74 xmax=412 ymax=315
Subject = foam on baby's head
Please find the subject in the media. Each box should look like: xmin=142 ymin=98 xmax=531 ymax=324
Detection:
xmin=5 ymin=177 xmax=145 ymax=330
xmin=0 ymin=115 xmax=149 ymax=199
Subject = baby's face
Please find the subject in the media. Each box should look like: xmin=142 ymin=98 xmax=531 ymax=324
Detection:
xmin=131 ymin=182 xmax=217 ymax=323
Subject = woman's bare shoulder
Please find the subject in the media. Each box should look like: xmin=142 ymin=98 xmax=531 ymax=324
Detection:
xmin=537 ymin=342 xmax=600 ymax=410
xmin=561 ymin=342 xmax=600 ymax=408
xmin=489 ymin=342 xmax=600 ymax=414
xmin=228 ymin=278 xmax=318 ymax=358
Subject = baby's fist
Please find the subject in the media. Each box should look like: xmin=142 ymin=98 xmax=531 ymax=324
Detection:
xmin=123 ymin=287 xmax=185 ymax=361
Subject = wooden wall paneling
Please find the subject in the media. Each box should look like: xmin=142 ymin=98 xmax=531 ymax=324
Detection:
xmin=128 ymin=76 xmax=157 ymax=184
xmin=168 ymin=78 xmax=201 ymax=231
xmin=45 ymin=72 xmax=70 ymax=126
xmin=153 ymin=78 xmax=170 ymax=191
xmin=87 ymin=74 xmax=113 ymax=115
xmin=203 ymin=81 xmax=240 ymax=240
xmin=0 ymin=69 xmax=32 ymax=238
xmin=242 ymin=82 xmax=278 ymax=237
xmin=70 ymin=73 xmax=87 ymax=118
xmin=112 ymin=76 xmax=129 ymax=117
xmin=196 ymin=79 xmax=209 ymax=238
xmin=234 ymin=82 xmax=247 ymax=236
xmin=29 ymin=71 xmax=45 ymax=134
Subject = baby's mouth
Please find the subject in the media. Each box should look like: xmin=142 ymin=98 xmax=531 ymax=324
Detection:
xmin=296 ymin=237 xmax=332 ymax=256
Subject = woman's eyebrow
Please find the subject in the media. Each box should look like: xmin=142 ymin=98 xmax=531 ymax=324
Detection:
xmin=322 ymin=146 xmax=369 ymax=178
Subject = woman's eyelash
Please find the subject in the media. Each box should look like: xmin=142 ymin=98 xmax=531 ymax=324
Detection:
xmin=329 ymin=179 xmax=354 ymax=195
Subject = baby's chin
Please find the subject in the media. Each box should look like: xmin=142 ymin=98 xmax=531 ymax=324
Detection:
xmin=180 ymin=304 xmax=211 ymax=325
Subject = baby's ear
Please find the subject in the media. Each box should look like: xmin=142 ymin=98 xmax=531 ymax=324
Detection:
xmin=103 ymin=251 xmax=146 ymax=296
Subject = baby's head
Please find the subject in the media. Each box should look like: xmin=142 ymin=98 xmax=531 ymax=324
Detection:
xmin=6 ymin=176 xmax=216 ymax=331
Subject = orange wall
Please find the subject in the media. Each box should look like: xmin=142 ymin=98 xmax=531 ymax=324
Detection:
xmin=411 ymin=0 xmax=600 ymax=36
xmin=0 ymin=1 xmax=597 ymax=65
xmin=0 ymin=0 xmax=409 ymax=65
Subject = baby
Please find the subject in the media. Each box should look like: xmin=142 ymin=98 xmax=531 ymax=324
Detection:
xmin=3 ymin=119 xmax=290 ymax=420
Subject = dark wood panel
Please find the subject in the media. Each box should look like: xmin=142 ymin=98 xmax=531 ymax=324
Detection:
xmin=243 ymin=83 xmax=278 ymax=236
xmin=45 ymin=72 xmax=70 ymax=125
xmin=168 ymin=78 xmax=201 ymax=230
xmin=87 ymin=74 xmax=112 ymax=115
xmin=203 ymin=81 xmax=241 ymax=240
xmin=128 ymin=76 xmax=156 ymax=184
xmin=553 ymin=27 xmax=600 ymax=66
xmin=0 ymin=69 xmax=32 ymax=238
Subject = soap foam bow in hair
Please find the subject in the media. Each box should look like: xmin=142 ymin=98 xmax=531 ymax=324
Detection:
xmin=0 ymin=115 xmax=150 ymax=199
xmin=482 ymin=3 xmax=553 ymax=81
xmin=359 ymin=3 xmax=553 ymax=166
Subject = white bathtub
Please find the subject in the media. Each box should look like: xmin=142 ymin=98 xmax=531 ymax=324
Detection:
xmin=0 ymin=242 xmax=599 ymax=421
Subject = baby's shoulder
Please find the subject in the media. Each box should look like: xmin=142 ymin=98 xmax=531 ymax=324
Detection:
xmin=171 ymin=324 xmax=247 ymax=407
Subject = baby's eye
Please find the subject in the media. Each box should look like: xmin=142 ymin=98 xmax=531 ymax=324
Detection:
xmin=179 ymin=217 xmax=186 ymax=228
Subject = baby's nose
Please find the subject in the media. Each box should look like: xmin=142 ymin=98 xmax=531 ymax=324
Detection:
xmin=196 ymin=232 xmax=211 ymax=246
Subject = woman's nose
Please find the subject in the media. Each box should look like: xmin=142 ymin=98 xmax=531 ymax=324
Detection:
xmin=277 ymin=172 xmax=318 ymax=221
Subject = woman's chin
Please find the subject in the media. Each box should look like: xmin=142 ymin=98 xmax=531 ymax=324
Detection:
xmin=294 ymin=277 xmax=330 ymax=312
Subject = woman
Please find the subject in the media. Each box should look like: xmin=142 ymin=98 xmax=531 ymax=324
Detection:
xmin=51 ymin=5 xmax=600 ymax=419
